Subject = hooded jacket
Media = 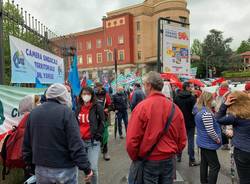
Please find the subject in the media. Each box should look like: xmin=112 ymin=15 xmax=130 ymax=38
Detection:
xmin=174 ymin=90 xmax=196 ymax=129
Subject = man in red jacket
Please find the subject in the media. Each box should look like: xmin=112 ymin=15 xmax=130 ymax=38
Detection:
xmin=126 ymin=71 xmax=187 ymax=184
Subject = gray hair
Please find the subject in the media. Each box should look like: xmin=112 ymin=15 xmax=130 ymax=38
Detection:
xmin=144 ymin=71 xmax=164 ymax=91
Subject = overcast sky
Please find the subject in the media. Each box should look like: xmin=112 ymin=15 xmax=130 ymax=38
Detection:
xmin=12 ymin=0 xmax=250 ymax=50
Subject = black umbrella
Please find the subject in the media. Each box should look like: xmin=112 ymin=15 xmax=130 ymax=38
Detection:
xmin=114 ymin=113 xmax=118 ymax=139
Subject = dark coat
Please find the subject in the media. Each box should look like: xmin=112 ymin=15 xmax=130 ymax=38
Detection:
xmin=112 ymin=92 xmax=128 ymax=112
xmin=174 ymin=90 xmax=196 ymax=129
xmin=22 ymin=100 xmax=91 ymax=174
xmin=131 ymin=88 xmax=145 ymax=111
xmin=75 ymin=102 xmax=105 ymax=142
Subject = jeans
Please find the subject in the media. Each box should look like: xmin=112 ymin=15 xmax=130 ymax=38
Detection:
xmin=234 ymin=148 xmax=250 ymax=184
xmin=35 ymin=166 xmax=78 ymax=184
xmin=177 ymin=127 xmax=195 ymax=161
xmin=83 ymin=140 xmax=101 ymax=184
xmin=200 ymin=148 xmax=220 ymax=184
xmin=128 ymin=158 xmax=174 ymax=184
xmin=117 ymin=110 xmax=128 ymax=136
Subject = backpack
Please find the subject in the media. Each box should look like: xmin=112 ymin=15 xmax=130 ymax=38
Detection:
xmin=0 ymin=112 xmax=29 ymax=180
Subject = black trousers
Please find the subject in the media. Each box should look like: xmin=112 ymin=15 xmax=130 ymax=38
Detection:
xmin=200 ymin=148 xmax=220 ymax=184
xmin=102 ymin=142 xmax=108 ymax=154
xmin=234 ymin=148 xmax=250 ymax=184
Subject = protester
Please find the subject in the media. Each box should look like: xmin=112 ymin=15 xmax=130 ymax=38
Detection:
xmin=216 ymin=91 xmax=250 ymax=184
xmin=95 ymin=82 xmax=112 ymax=161
xmin=19 ymin=95 xmax=41 ymax=114
xmin=127 ymin=71 xmax=187 ymax=184
xmin=76 ymin=86 xmax=105 ymax=184
xmin=174 ymin=81 xmax=199 ymax=166
xmin=112 ymin=86 xmax=129 ymax=139
xmin=17 ymin=95 xmax=39 ymax=181
xmin=215 ymin=81 xmax=230 ymax=150
xmin=194 ymin=91 xmax=221 ymax=184
xmin=130 ymin=83 xmax=145 ymax=111
xmin=22 ymin=83 xmax=93 ymax=184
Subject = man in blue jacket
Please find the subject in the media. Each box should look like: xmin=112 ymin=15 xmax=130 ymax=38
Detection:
xmin=131 ymin=83 xmax=145 ymax=111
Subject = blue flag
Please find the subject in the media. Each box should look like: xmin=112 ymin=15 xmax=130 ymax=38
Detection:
xmin=35 ymin=77 xmax=46 ymax=88
xmin=68 ymin=55 xmax=81 ymax=96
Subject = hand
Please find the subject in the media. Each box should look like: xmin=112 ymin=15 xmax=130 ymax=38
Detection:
xmin=215 ymin=138 xmax=221 ymax=144
xmin=84 ymin=170 xmax=93 ymax=183
xmin=104 ymin=108 xmax=109 ymax=113
xmin=226 ymin=129 xmax=233 ymax=138
xmin=225 ymin=95 xmax=236 ymax=106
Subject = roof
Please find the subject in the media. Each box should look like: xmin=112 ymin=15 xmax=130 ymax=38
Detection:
xmin=240 ymin=51 xmax=250 ymax=56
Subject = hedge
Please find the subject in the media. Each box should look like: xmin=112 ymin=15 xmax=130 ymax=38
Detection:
xmin=222 ymin=71 xmax=250 ymax=78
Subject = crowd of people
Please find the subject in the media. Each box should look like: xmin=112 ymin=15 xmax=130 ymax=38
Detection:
xmin=17 ymin=79 xmax=144 ymax=184
xmin=1 ymin=71 xmax=250 ymax=184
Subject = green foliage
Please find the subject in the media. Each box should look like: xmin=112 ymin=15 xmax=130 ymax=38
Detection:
xmin=202 ymin=29 xmax=233 ymax=76
xmin=237 ymin=38 xmax=250 ymax=54
xmin=191 ymin=39 xmax=202 ymax=56
xmin=222 ymin=71 xmax=250 ymax=78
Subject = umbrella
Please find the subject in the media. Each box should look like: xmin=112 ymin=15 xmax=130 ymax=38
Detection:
xmin=211 ymin=77 xmax=225 ymax=86
xmin=170 ymin=81 xmax=183 ymax=90
xmin=114 ymin=113 xmax=118 ymax=139
xmin=160 ymin=73 xmax=181 ymax=83
xmin=188 ymin=79 xmax=205 ymax=87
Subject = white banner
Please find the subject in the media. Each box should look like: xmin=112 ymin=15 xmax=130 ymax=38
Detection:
xmin=10 ymin=35 xmax=65 ymax=84
xmin=162 ymin=25 xmax=190 ymax=76
xmin=0 ymin=85 xmax=45 ymax=136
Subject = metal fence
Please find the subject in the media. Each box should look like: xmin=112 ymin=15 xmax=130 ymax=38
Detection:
xmin=0 ymin=0 xmax=73 ymax=85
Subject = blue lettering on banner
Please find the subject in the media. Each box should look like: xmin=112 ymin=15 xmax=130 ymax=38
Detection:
xmin=26 ymin=49 xmax=43 ymax=60
xmin=165 ymin=29 xmax=178 ymax=39
xmin=43 ymin=73 xmax=54 ymax=79
xmin=34 ymin=62 xmax=55 ymax=71
xmin=37 ymin=72 xmax=43 ymax=78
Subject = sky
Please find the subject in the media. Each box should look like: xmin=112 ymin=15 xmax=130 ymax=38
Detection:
xmin=12 ymin=0 xmax=250 ymax=50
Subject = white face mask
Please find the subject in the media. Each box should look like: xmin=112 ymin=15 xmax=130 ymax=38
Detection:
xmin=82 ymin=95 xmax=91 ymax=103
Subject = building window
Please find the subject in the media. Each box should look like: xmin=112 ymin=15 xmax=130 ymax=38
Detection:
xmin=86 ymin=41 xmax=92 ymax=50
xmin=138 ymin=51 xmax=142 ymax=60
xmin=137 ymin=35 xmax=141 ymax=45
xmin=78 ymin=55 xmax=83 ymax=64
xmin=106 ymin=51 xmax=113 ymax=62
xmin=87 ymin=54 xmax=92 ymax=64
xmin=96 ymin=39 xmax=102 ymax=49
xmin=118 ymin=50 xmax=125 ymax=61
xmin=96 ymin=53 xmax=102 ymax=63
xmin=107 ymin=37 xmax=112 ymax=46
xmin=78 ymin=42 xmax=82 ymax=50
xmin=118 ymin=35 xmax=124 ymax=44
xmin=179 ymin=16 xmax=187 ymax=27
xmin=136 ymin=21 xmax=141 ymax=32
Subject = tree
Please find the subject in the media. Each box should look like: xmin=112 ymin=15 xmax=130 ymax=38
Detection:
xmin=227 ymin=54 xmax=245 ymax=72
xmin=191 ymin=39 xmax=202 ymax=56
xmin=237 ymin=38 xmax=250 ymax=54
xmin=202 ymin=29 xmax=233 ymax=77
